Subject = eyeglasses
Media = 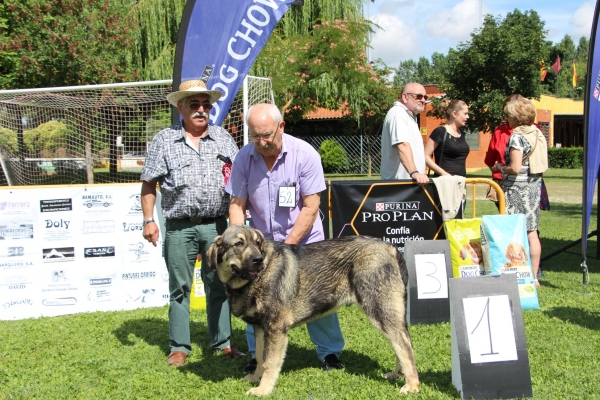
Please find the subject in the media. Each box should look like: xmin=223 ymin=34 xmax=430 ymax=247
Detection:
xmin=187 ymin=99 xmax=213 ymax=110
xmin=249 ymin=125 xmax=279 ymax=142
xmin=406 ymin=93 xmax=428 ymax=101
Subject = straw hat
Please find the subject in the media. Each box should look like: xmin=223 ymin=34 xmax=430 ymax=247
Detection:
xmin=166 ymin=80 xmax=223 ymax=107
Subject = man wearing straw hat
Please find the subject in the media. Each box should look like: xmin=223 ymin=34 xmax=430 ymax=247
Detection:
xmin=141 ymin=80 xmax=245 ymax=367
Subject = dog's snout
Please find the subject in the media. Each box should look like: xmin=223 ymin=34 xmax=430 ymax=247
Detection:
xmin=252 ymin=256 xmax=263 ymax=265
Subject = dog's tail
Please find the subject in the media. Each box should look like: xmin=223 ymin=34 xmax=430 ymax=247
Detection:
xmin=396 ymin=250 xmax=409 ymax=287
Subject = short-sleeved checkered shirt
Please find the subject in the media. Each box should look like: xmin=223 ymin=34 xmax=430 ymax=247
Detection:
xmin=141 ymin=122 xmax=238 ymax=219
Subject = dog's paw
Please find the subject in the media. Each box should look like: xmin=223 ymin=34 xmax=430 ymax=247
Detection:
xmin=399 ymin=383 xmax=420 ymax=394
xmin=244 ymin=373 xmax=261 ymax=383
xmin=246 ymin=386 xmax=272 ymax=397
xmin=384 ymin=371 xmax=401 ymax=380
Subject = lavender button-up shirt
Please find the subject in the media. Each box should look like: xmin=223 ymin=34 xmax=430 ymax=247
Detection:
xmin=226 ymin=133 xmax=325 ymax=245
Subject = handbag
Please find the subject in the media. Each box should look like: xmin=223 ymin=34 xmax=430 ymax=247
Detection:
xmin=428 ymin=127 xmax=448 ymax=177
xmin=486 ymin=185 xmax=499 ymax=202
xmin=540 ymin=177 xmax=550 ymax=211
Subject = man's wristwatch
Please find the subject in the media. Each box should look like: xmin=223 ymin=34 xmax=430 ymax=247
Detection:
xmin=142 ymin=218 xmax=155 ymax=227
xmin=409 ymin=170 xmax=419 ymax=178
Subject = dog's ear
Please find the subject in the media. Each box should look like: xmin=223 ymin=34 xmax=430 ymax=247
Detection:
xmin=505 ymin=245 xmax=512 ymax=260
xmin=207 ymin=235 xmax=223 ymax=272
xmin=522 ymin=245 xmax=529 ymax=261
xmin=254 ymin=228 xmax=266 ymax=253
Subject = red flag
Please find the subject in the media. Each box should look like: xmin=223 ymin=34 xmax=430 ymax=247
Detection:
xmin=552 ymin=56 xmax=561 ymax=75
xmin=572 ymin=60 xmax=578 ymax=88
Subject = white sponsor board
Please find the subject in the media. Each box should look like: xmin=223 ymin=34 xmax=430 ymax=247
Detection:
xmin=0 ymin=184 xmax=168 ymax=320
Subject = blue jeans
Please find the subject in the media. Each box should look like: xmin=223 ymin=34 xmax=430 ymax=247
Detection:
xmin=246 ymin=313 xmax=344 ymax=361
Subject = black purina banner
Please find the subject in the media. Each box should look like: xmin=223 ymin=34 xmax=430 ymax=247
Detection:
xmin=331 ymin=180 xmax=451 ymax=251
xmin=319 ymin=188 xmax=330 ymax=239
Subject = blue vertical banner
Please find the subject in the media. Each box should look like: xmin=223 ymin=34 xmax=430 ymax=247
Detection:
xmin=172 ymin=0 xmax=296 ymax=126
xmin=583 ymin=0 xmax=600 ymax=263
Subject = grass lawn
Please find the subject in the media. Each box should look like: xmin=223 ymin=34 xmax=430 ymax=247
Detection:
xmin=1 ymin=169 xmax=599 ymax=399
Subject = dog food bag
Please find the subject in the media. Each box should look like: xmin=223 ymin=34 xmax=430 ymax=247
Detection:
xmin=443 ymin=218 xmax=485 ymax=278
xmin=481 ymin=214 xmax=540 ymax=310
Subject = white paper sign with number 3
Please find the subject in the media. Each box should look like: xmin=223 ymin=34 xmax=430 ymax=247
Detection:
xmin=463 ymin=295 xmax=518 ymax=364
xmin=415 ymin=253 xmax=448 ymax=299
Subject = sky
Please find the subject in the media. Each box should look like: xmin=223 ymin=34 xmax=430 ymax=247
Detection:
xmin=367 ymin=0 xmax=595 ymax=68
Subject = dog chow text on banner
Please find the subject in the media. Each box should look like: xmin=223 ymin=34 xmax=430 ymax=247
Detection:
xmin=174 ymin=0 xmax=296 ymax=126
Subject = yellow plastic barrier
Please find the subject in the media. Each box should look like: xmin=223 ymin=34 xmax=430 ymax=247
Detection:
xmin=190 ymin=254 xmax=206 ymax=310
xmin=465 ymin=178 xmax=506 ymax=217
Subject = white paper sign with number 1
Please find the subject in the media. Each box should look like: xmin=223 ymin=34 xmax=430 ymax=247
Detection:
xmin=415 ymin=253 xmax=448 ymax=299
xmin=463 ymin=295 xmax=518 ymax=364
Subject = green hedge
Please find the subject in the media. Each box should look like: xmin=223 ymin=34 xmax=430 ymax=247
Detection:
xmin=548 ymin=147 xmax=583 ymax=169
xmin=319 ymin=139 xmax=348 ymax=173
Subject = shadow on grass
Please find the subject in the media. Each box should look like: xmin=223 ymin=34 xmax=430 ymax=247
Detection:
xmin=183 ymin=345 xmax=458 ymax=397
xmin=539 ymin=203 xmax=600 ymax=273
xmin=113 ymin=317 xmax=172 ymax=355
xmin=343 ymin=351 xmax=457 ymax=397
xmin=544 ymin=306 xmax=600 ymax=331
xmin=112 ymin=317 xmax=246 ymax=357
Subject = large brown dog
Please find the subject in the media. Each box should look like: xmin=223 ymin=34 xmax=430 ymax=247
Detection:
xmin=207 ymin=225 xmax=420 ymax=397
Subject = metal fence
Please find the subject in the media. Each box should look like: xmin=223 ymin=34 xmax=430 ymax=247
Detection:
xmin=297 ymin=134 xmax=381 ymax=175
xmin=0 ymin=77 xmax=274 ymax=186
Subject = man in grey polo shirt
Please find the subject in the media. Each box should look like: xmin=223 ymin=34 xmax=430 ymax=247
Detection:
xmin=380 ymin=82 xmax=429 ymax=185
xmin=140 ymin=80 xmax=245 ymax=367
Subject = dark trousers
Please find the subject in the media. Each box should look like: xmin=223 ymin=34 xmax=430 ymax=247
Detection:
xmin=164 ymin=216 xmax=232 ymax=354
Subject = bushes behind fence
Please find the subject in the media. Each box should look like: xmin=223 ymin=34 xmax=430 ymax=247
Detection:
xmin=548 ymin=147 xmax=584 ymax=169
xmin=319 ymin=139 xmax=349 ymax=173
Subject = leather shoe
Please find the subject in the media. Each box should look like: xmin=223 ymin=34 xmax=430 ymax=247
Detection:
xmin=167 ymin=351 xmax=187 ymax=367
xmin=242 ymin=358 xmax=257 ymax=373
xmin=322 ymin=354 xmax=344 ymax=371
xmin=221 ymin=345 xmax=247 ymax=359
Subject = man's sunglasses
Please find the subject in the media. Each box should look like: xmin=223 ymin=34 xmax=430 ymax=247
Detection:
xmin=187 ymin=100 xmax=213 ymax=110
xmin=406 ymin=93 xmax=429 ymax=101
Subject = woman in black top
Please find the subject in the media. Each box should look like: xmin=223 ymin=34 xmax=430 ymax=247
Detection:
xmin=425 ymin=99 xmax=470 ymax=177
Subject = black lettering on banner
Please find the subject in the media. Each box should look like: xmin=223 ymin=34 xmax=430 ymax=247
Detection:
xmin=469 ymin=297 xmax=499 ymax=356
xmin=422 ymin=262 xmax=441 ymax=295
xmin=40 ymin=199 xmax=73 ymax=213
xmin=449 ymin=274 xmax=532 ymax=399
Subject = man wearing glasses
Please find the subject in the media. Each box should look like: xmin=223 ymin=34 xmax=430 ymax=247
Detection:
xmin=380 ymin=82 xmax=429 ymax=185
xmin=226 ymin=103 xmax=345 ymax=373
xmin=141 ymin=80 xmax=245 ymax=367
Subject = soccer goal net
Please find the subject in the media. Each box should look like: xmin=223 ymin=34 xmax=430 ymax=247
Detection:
xmin=0 ymin=76 xmax=274 ymax=186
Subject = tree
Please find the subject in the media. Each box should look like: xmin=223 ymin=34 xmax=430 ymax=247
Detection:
xmin=0 ymin=127 xmax=18 ymax=154
xmin=23 ymin=121 xmax=71 ymax=156
xmin=343 ymin=60 xmax=397 ymax=176
xmin=542 ymin=34 xmax=588 ymax=100
xmin=0 ymin=1 xmax=138 ymax=89
xmin=393 ymin=59 xmax=418 ymax=88
xmin=250 ymin=0 xmax=368 ymax=116
xmin=393 ymin=53 xmax=449 ymax=88
xmin=430 ymin=52 xmax=450 ymax=85
xmin=439 ymin=10 xmax=547 ymax=133
xmin=544 ymin=35 xmax=576 ymax=98
xmin=127 ymin=0 xmax=186 ymax=80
